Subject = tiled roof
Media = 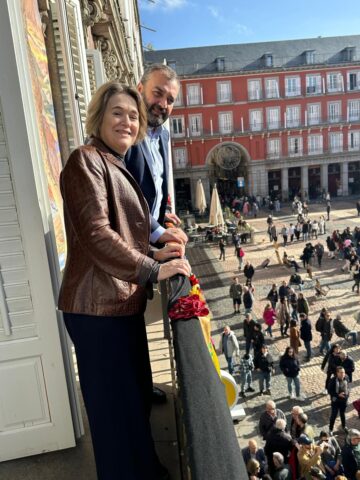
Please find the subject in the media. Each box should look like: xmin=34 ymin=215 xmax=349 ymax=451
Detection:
xmin=144 ymin=35 xmax=360 ymax=76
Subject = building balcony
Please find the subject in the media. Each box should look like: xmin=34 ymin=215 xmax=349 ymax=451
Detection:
xmin=265 ymin=147 xmax=360 ymax=161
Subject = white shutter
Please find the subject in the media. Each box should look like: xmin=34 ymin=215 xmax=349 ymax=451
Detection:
xmin=86 ymin=49 xmax=107 ymax=95
xmin=51 ymin=0 xmax=90 ymax=150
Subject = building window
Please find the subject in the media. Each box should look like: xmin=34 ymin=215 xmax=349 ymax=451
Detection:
xmin=173 ymin=148 xmax=187 ymax=169
xmin=171 ymin=116 xmax=185 ymax=137
xmin=308 ymin=134 xmax=323 ymax=155
xmin=216 ymin=57 xmax=225 ymax=72
xmin=265 ymin=78 xmax=279 ymax=99
xmin=286 ymin=105 xmax=301 ymax=128
xmin=328 ymin=102 xmax=341 ymax=123
xmin=305 ymin=50 xmax=315 ymax=65
xmin=348 ymin=131 xmax=360 ymax=150
xmin=249 ymin=109 xmax=263 ymax=131
xmin=288 ymin=137 xmax=303 ymax=156
xmin=329 ymin=132 xmax=343 ymax=153
xmin=264 ymin=53 xmax=273 ymax=67
xmin=266 ymin=107 xmax=280 ymax=130
xmin=189 ymin=114 xmax=202 ymax=136
xmin=347 ymin=71 xmax=360 ymax=91
xmin=218 ymin=112 xmax=233 ymax=134
xmin=174 ymin=85 xmax=183 ymax=106
xmin=343 ymin=47 xmax=356 ymax=62
xmin=307 ymin=103 xmax=321 ymax=125
xmin=186 ymin=84 xmax=201 ymax=105
xmin=285 ymin=76 xmax=301 ymax=97
xmin=267 ymin=138 xmax=281 ymax=159
xmin=248 ymin=79 xmax=262 ymax=100
xmin=217 ymin=81 xmax=232 ymax=103
xmin=167 ymin=61 xmax=176 ymax=71
xmin=348 ymin=100 xmax=360 ymax=121
xmin=327 ymin=73 xmax=343 ymax=93
xmin=306 ymin=74 xmax=322 ymax=95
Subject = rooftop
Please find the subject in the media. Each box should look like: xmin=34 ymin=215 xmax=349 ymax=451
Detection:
xmin=144 ymin=35 xmax=360 ymax=76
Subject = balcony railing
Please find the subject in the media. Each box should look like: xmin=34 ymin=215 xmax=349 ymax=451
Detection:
xmin=165 ymin=274 xmax=247 ymax=480
xmin=265 ymin=146 xmax=360 ymax=160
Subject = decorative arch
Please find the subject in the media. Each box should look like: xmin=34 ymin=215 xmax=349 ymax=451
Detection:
xmin=206 ymin=142 xmax=250 ymax=195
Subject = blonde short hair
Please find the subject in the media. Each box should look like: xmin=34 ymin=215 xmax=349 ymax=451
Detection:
xmin=85 ymin=81 xmax=147 ymax=143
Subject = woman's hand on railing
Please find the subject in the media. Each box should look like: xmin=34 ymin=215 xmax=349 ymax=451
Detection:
xmin=153 ymin=242 xmax=185 ymax=262
xmin=157 ymin=259 xmax=191 ymax=281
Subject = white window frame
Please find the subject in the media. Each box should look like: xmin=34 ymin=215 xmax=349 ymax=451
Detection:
xmin=248 ymin=79 xmax=262 ymax=100
xmin=174 ymin=85 xmax=183 ymax=106
xmin=171 ymin=116 xmax=185 ymax=137
xmin=286 ymin=105 xmax=301 ymax=128
xmin=328 ymin=101 xmax=341 ymax=123
xmin=265 ymin=78 xmax=279 ymax=99
xmin=329 ymin=132 xmax=343 ymax=153
xmin=217 ymin=81 xmax=232 ymax=103
xmin=347 ymin=71 xmax=360 ymax=92
xmin=306 ymin=74 xmax=322 ymax=95
xmin=218 ymin=112 xmax=233 ymax=134
xmin=308 ymin=134 xmax=323 ymax=155
xmin=327 ymin=72 xmax=343 ymax=93
xmin=307 ymin=103 xmax=321 ymax=125
xmin=173 ymin=148 xmax=187 ymax=168
xmin=267 ymin=138 xmax=281 ymax=159
xmin=348 ymin=131 xmax=360 ymax=151
xmin=188 ymin=114 xmax=202 ymax=136
xmin=186 ymin=83 xmax=201 ymax=105
xmin=249 ymin=109 xmax=263 ymax=131
xmin=285 ymin=76 xmax=301 ymax=97
xmin=348 ymin=100 xmax=360 ymax=122
xmin=266 ymin=107 xmax=280 ymax=130
xmin=288 ymin=136 xmax=303 ymax=157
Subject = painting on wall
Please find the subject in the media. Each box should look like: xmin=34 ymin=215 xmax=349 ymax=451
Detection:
xmin=21 ymin=0 xmax=66 ymax=270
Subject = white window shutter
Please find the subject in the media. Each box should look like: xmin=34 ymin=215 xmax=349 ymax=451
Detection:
xmin=86 ymin=49 xmax=107 ymax=95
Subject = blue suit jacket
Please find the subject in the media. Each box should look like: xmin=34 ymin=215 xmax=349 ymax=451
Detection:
xmin=125 ymin=128 xmax=169 ymax=233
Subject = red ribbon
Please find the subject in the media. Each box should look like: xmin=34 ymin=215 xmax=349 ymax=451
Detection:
xmin=168 ymin=294 xmax=209 ymax=320
xmin=189 ymin=274 xmax=199 ymax=286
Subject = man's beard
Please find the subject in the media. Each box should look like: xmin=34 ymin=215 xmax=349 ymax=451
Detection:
xmin=143 ymin=97 xmax=169 ymax=127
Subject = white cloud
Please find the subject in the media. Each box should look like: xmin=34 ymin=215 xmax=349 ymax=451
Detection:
xmin=208 ymin=5 xmax=221 ymax=19
xmin=234 ymin=23 xmax=253 ymax=36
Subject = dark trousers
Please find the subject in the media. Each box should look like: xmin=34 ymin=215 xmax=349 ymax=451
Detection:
xmin=329 ymin=400 xmax=347 ymax=431
xmin=64 ymin=312 xmax=162 ymax=480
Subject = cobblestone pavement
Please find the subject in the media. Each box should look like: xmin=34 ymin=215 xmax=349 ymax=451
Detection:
xmin=187 ymin=199 xmax=360 ymax=449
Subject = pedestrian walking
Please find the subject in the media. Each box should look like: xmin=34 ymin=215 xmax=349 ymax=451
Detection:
xmin=315 ymin=242 xmax=324 ymax=268
xmin=328 ymin=367 xmax=350 ymax=434
xmin=339 ymin=351 xmax=355 ymax=383
xmin=258 ymin=400 xmax=287 ymax=440
xmin=252 ymin=323 xmax=265 ymax=357
xmin=300 ymin=313 xmax=313 ymax=361
xmin=243 ymin=286 xmax=254 ymax=313
xmin=321 ymin=343 xmax=341 ymax=393
xmin=229 ymin=276 xmax=242 ymax=314
xmin=280 ymin=346 xmax=304 ymax=400
xmin=235 ymin=244 xmax=245 ymax=270
xmin=263 ymin=303 xmax=276 ymax=338
xmin=297 ymin=292 xmax=309 ymax=316
xmin=317 ymin=310 xmax=334 ymax=356
xmin=244 ymin=313 xmax=256 ymax=355
xmin=218 ymin=325 xmax=239 ymax=375
xmin=327 ymin=201 xmax=331 ymax=221
xmin=289 ymin=288 xmax=298 ymax=320
xmin=352 ymin=262 xmax=360 ymax=294
xmin=289 ymin=319 xmax=301 ymax=355
xmin=254 ymin=345 xmax=274 ymax=396
xmin=319 ymin=216 xmax=326 ymax=235
xmin=244 ymin=260 xmax=255 ymax=285
xmin=281 ymin=225 xmax=289 ymax=246
xmin=218 ymin=237 xmax=226 ymax=261
xmin=334 ymin=314 xmax=357 ymax=345
xmin=265 ymin=419 xmax=293 ymax=476
xmin=277 ymin=297 xmax=290 ymax=337
xmin=239 ymin=353 xmax=255 ymax=397
xmin=267 ymin=283 xmax=279 ymax=310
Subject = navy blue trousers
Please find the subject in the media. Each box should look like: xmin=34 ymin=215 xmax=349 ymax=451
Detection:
xmin=64 ymin=312 xmax=162 ymax=480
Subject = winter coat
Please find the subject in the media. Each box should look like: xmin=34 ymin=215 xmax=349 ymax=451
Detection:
xmin=321 ymin=351 xmax=341 ymax=374
xmin=273 ymin=465 xmax=292 ymax=480
xmin=265 ymin=428 xmax=293 ymax=472
xmin=243 ymin=319 xmax=256 ymax=339
xmin=229 ymin=283 xmax=242 ymax=300
xmin=279 ymin=355 xmax=300 ymax=378
xmin=297 ymin=297 xmax=309 ymax=315
xmin=254 ymin=351 xmax=274 ymax=373
xmin=339 ymin=356 xmax=355 ymax=378
xmin=252 ymin=330 xmax=265 ymax=354
xmin=327 ymin=375 xmax=350 ymax=404
xmin=218 ymin=331 xmax=239 ymax=358
xmin=267 ymin=288 xmax=278 ymax=304
xmin=277 ymin=302 xmax=290 ymax=325
xmin=279 ymin=285 xmax=290 ymax=300
xmin=342 ymin=443 xmax=360 ymax=480
xmin=243 ymin=291 xmax=253 ymax=309
xmin=300 ymin=318 xmax=313 ymax=342
xmin=259 ymin=408 xmax=286 ymax=440
xmin=333 ymin=317 xmax=351 ymax=338
xmin=320 ymin=318 xmax=334 ymax=341
xmin=263 ymin=308 xmax=276 ymax=326
xmin=290 ymin=326 xmax=301 ymax=352
xmin=244 ymin=264 xmax=255 ymax=279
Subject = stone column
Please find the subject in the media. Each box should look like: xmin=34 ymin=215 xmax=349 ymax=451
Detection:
xmin=301 ymin=165 xmax=309 ymax=200
xmin=341 ymin=162 xmax=349 ymax=196
xmin=321 ymin=164 xmax=328 ymax=195
xmin=281 ymin=167 xmax=289 ymax=201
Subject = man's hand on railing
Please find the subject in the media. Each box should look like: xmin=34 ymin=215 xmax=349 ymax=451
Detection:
xmin=158 ymin=227 xmax=188 ymax=245
xmin=157 ymin=258 xmax=191 ymax=281
xmin=165 ymin=212 xmax=182 ymax=226
xmin=153 ymin=242 xmax=185 ymax=262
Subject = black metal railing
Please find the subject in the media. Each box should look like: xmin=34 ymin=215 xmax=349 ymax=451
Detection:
xmin=165 ymin=274 xmax=247 ymax=480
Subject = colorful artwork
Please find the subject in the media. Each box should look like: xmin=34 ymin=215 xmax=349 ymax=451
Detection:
xmin=21 ymin=0 xmax=66 ymax=270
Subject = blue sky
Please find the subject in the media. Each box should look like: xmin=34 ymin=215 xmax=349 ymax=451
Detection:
xmin=139 ymin=0 xmax=360 ymax=51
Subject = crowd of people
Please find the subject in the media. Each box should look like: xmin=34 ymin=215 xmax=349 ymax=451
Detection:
xmin=217 ymin=197 xmax=360 ymax=480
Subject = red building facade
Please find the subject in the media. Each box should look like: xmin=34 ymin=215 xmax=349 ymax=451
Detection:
xmin=145 ymin=36 xmax=360 ymax=210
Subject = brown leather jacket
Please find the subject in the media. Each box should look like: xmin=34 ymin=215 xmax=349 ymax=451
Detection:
xmin=58 ymin=138 xmax=158 ymax=317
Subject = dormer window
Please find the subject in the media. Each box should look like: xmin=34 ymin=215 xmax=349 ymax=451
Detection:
xmin=167 ymin=60 xmax=177 ymax=71
xmin=216 ymin=57 xmax=225 ymax=72
xmin=304 ymin=50 xmax=315 ymax=65
xmin=263 ymin=53 xmax=273 ymax=68
xmin=343 ymin=47 xmax=356 ymax=62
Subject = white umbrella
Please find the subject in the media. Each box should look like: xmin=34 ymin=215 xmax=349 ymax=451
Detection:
xmin=195 ymin=179 xmax=207 ymax=214
xmin=209 ymin=184 xmax=224 ymax=226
